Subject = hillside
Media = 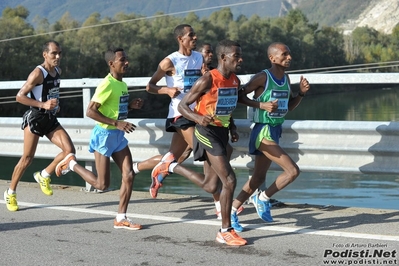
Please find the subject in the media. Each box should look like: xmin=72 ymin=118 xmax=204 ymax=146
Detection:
xmin=1 ymin=0 xmax=398 ymax=33
xmin=348 ymin=0 xmax=399 ymax=34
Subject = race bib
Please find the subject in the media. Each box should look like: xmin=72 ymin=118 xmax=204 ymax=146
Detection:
xmin=268 ymin=90 xmax=289 ymax=118
xmin=183 ymin=69 xmax=201 ymax=93
xmin=118 ymin=94 xmax=129 ymax=120
xmin=215 ymin=87 xmax=238 ymax=116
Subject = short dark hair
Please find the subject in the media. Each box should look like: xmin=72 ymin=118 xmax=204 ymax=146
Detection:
xmin=198 ymin=43 xmax=212 ymax=53
xmin=104 ymin=47 xmax=124 ymax=63
xmin=216 ymin=39 xmax=240 ymax=57
xmin=43 ymin=41 xmax=60 ymax=52
xmin=173 ymin=24 xmax=191 ymax=39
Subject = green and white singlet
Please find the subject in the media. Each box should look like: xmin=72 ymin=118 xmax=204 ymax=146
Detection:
xmin=252 ymin=69 xmax=291 ymax=126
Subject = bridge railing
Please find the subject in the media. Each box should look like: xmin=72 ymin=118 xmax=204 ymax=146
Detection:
xmin=1 ymin=117 xmax=399 ymax=175
xmin=1 ymin=73 xmax=399 ymax=190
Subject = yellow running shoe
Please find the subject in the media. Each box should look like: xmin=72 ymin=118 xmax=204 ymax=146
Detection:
xmin=33 ymin=171 xmax=53 ymax=196
xmin=4 ymin=190 xmax=19 ymax=211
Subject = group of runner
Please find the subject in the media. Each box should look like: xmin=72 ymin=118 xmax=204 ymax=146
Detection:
xmin=3 ymin=24 xmax=310 ymax=246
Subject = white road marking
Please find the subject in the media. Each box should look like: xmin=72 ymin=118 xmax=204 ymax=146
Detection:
xmin=1 ymin=200 xmax=398 ymax=242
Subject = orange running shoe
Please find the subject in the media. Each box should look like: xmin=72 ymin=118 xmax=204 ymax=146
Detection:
xmin=150 ymin=161 xmax=172 ymax=198
xmin=149 ymin=152 xmax=175 ymax=198
xmin=113 ymin=218 xmax=142 ymax=230
xmin=216 ymin=228 xmax=247 ymax=246
xmin=55 ymin=153 xmax=76 ymax=177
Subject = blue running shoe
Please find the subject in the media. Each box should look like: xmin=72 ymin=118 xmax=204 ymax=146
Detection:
xmin=251 ymin=192 xmax=273 ymax=222
xmin=231 ymin=212 xmax=243 ymax=232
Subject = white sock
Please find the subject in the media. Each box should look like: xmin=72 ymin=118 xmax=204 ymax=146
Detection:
xmin=231 ymin=206 xmax=237 ymax=214
xmin=41 ymin=169 xmax=50 ymax=178
xmin=133 ymin=162 xmax=140 ymax=174
xmin=7 ymin=188 xmax=16 ymax=195
xmin=116 ymin=213 xmax=126 ymax=222
xmin=168 ymin=162 xmax=177 ymax=173
xmin=259 ymin=191 xmax=270 ymax=201
xmin=220 ymin=227 xmax=230 ymax=233
xmin=69 ymin=160 xmax=77 ymax=171
xmin=214 ymin=201 xmax=221 ymax=212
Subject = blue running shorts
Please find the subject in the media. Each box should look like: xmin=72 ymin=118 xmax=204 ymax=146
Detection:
xmin=249 ymin=123 xmax=282 ymax=155
xmin=89 ymin=124 xmax=128 ymax=157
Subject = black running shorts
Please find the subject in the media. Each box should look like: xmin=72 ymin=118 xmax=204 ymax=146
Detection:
xmin=21 ymin=108 xmax=60 ymax=137
xmin=165 ymin=116 xmax=196 ymax=132
xmin=193 ymin=124 xmax=229 ymax=161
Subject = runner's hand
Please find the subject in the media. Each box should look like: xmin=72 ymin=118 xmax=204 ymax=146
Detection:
xmin=260 ymin=99 xmax=278 ymax=112
xmin=196 ymin=115 xmax=213 ymax=127
xmin=42 ymin=98 xmax=58 ymax=111
xmin=115 ymin=121 xmax=136 ymax=133
xmin=129 ymin=98 xmax=144 ymax=110
xmin=167 ymin=87 xmax=181 ymax=98
xmin=230 ymin=129 xmax=239 ymax=143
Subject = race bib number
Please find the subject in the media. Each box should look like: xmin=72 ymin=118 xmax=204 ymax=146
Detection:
xmin=118 ymin=94 xmax=129 ymax=120
xmin=183 ymin=69 xmax=201 ymax=93
xmin=215 ymin=87 xmax=238 ymax=116
xmin=47 ymin=87 xmax=60 ymax=115
xmin=268 ymin=90 xmax=289 ymax=118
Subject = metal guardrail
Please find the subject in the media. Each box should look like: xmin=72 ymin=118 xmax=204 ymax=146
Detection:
xmin=1 ymin=117 xmax=399 ymax=175
xmin=1 ymin=73 xmax=399 ymax=178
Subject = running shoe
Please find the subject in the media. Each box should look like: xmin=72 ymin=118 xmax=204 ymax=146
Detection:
xmin=113 ymin=218 xmax=142 ymax=230
xmin=149 ymin=153 xmax=175 ymax=198
xmin=161 ymin=152 xmax=175 ymax=163
xmin=251 ymin=192 xmax=273 ymax=222
xmin=216 ymin=228 xmax=247 ymax=246
xmin=4 ymin=190 xmax=19 ymax=211
xmin=231 ymin=212 xmax=244 ymax=232
xmin=55 ymin=153 xmax=76 ymax=177
xmin=33 ymin=172 xmax=53 ymax=196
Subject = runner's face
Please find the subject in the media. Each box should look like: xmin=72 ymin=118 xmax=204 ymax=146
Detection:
xmin=225 ymin=46 xmax=243 ymax=73
xmin=271 ymin=45 xmax=292 ymax=68
xmin=181 ymin=27 xmax=197 ymax=50
xmin=201 ymin=45 xmax=213 ymax=65
xmin=43 ymin=43 xmax=62 ymax=67
xmin=111 ymin=51 xmax=129 ymax=74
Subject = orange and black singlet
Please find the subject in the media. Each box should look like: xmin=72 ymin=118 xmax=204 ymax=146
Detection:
xmin=194 ymin=69 xmax=239 ymax=127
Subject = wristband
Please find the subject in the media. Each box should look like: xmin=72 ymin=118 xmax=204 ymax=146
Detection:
xmin=298 ymin=91 xmax=305 ymax=97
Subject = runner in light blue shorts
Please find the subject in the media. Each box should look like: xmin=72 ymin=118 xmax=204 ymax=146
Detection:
xmin=89 ymin=124 xmax=128 ymax=157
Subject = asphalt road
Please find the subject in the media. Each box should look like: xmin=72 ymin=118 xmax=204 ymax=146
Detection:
xmin=1 ymin=181 xmax=398 ymax=266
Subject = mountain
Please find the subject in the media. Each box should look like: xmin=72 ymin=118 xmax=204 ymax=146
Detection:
xmin=1 ymin=0 xmax=398 ymax=34
xmin=341 ymin=0 xmax=399 ymax=34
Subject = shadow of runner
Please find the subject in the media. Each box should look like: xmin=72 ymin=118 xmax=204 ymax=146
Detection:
xmin=359 ymin=122 xmax=399 ymax=175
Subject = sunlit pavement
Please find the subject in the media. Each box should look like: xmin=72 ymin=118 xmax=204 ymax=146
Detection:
xmin=1 ymin=181 xmax=398 ymax=266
